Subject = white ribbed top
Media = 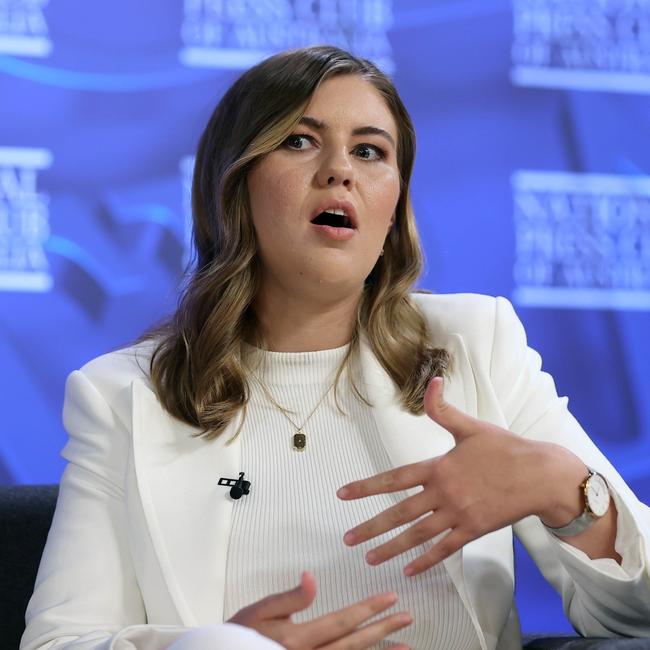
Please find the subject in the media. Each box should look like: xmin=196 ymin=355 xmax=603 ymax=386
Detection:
xmin=222 ymin=344 xmax=480 ymax=650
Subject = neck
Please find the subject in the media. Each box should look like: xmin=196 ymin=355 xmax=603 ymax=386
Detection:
xmin=252 ymin=287 xmax=362 ymax=352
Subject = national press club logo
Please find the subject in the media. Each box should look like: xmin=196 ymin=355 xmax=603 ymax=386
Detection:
xmin=511 ymin=171 xmax=650 ymax=311
xmin=0 ymin=147 xmax=53 ymax=292
xmin=511 ymin=0 xmax=650 ymax=94
xmin=510 ymin=0 xmax=650 ymax=311
xmin=178 ymin=0 xmax=395 ymax=72
xmin=0 ymin=0 xmax=52 ymax=57
xmin=180 ymin=154 xmax=195 ymax=268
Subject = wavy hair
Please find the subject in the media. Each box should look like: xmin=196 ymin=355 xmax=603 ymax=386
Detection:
xmin=146 ymin=45 xmax=450 ymax=440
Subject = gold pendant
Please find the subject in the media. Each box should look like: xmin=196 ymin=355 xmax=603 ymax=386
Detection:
xmin=293 ymin=430 xmax=306 ymax=451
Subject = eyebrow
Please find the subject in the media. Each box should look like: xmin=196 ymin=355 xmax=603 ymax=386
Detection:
xmin=298 ymin=116 xmax=396 ymax=150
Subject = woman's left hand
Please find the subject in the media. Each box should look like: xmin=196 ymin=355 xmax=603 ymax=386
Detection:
xmin=336 ymin=377 xmax=588 ymax=577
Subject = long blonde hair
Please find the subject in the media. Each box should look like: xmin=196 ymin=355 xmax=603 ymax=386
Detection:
xmin=146 ymin=45 xmax=449 ymax=440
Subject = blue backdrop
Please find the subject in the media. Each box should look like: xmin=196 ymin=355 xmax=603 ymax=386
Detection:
xmin=1 ymin=0 xmax=649 ymax=635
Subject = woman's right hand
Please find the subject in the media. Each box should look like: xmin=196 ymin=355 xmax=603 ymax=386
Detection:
xmin=227 ymin=571 xmax=412 ymax=650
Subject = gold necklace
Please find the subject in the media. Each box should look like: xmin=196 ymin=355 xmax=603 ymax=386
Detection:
xmin=251 ymin=372 xmax=334 ymax=451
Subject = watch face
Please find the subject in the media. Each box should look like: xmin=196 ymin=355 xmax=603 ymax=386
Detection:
xmin=586 ymin=474 xmax=610 ymax=517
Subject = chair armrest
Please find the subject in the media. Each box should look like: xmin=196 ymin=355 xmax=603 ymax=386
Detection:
xmin=524 ymin=634 xmax=650 ymax=649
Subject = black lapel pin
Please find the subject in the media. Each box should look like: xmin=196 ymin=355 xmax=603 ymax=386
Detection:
xmin=218 ymin=472 xmax=251 ymax=500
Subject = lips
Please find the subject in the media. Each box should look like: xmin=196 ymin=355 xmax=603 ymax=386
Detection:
xmin=309 ymin=199 xmax=358 ymax=229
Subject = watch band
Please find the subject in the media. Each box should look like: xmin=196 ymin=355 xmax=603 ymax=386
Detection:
xmin=544 ymin=468 xmax=609 ymax=538
xmin=546 ymin=508 xmax=598 ymax=537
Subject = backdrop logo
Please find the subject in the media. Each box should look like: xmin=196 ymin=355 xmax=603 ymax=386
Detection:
xmin=511 ymin=0 xmax=650 ymax=94
xmin=0 ymin=147 xmax=53 ymax=292
xmin=179 ymin=0 xmax=394 ymax=72
xmin=0 ymin=0 xmax=52 ymax=57
xmin=180 ymin=154 xmax=195 ymax=268
xmin=512 ymin=171 xmax=650 ymax=311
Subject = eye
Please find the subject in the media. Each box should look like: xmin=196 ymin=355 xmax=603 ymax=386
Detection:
xmin=354 ymin=143 xmax=386 ymax=161
xmin=283 ymin=134 xmax=314 ymax=150
xmin=282 ymin=133 xmax=387 ymax=161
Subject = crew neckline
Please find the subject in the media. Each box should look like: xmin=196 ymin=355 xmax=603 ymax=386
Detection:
xmin=242 ymin=341 xmax=352 ymax=386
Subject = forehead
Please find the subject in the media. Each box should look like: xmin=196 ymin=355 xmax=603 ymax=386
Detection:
xmin=304 ymin=75 xmax=398 ymax=141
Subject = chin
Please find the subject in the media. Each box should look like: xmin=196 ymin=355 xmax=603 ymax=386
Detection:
xmin=305 ymin=272 xmax=363 ymax=296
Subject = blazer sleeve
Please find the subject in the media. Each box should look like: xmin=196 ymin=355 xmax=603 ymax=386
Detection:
xmin=20 ymin=369 xmax=280 ymax=650
xmin=488 ymin=296 xmax=650 ymax=637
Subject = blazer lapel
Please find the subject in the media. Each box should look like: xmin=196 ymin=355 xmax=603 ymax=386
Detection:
xmin=131 ymin=377 xmax=242 ymax=626
xmin=359 ymin=333 xmax=490 ymax=650
xmin=359 ymin=332 xmax=476 ymax=462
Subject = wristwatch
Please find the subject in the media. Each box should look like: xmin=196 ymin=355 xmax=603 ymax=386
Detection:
xmin=545 ymin=467 xmax=611 ymax=537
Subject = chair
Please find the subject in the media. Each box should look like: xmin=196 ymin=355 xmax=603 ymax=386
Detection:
xmin=1 ymin=485 xmax=648 ymax=650
xmin=0 ymin=485 xmax=59 ymax=650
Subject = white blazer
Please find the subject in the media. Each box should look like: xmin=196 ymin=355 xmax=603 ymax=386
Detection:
xmin=21 ymin=293 xmax=650 ymax=650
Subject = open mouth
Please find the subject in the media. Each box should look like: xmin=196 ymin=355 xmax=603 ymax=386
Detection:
xmin=311 ymin=210 xmax=355 ymax=229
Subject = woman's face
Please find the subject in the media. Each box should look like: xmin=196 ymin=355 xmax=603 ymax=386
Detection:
xmin=247 ymin=74 xmax=401 ymax=301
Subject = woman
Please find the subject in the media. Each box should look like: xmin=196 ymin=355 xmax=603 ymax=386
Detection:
xmin=21 ymin=45 xmax=650 ymax=650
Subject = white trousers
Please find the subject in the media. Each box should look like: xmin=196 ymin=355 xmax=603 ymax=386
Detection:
xmin=50 ymin=622 xmax=285 ymax=649
xmin=166 ymin=623 xmax=285 ymax=650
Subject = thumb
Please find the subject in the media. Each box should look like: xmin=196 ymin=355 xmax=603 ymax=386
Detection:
xmin=424 ymin=376 xmax=476 ymax=440
xmin=256 ymin=571 xmax=317 ymax=620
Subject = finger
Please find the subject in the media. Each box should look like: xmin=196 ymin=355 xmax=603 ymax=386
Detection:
xmin=364 ymin=512 xmax=454 ymax=567
xmin=322 ymin=610 xmax=413 ymax=650
xmin=293 ymin=591 xmax=400 ymax=648
xmin=343 ymin=491 xmax=434 ymax=546
xmin=337 ymin=462 xmax=427 ymax=500
xmin=403 ymin=529 xmax=468 ymax=577
xmin=424 ymin=377 xmax=479 ymax=440
xmin=254 ymin=571 xmax=317 ymax=619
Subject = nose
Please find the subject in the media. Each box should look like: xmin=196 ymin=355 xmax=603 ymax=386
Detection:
xmin=316 ymin=150 xmax=355 ymax=189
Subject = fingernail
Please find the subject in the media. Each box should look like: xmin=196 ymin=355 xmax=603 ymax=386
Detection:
xmin=337 ymin=487 xmax=350 ymax=498
xmin=404 ymin=566 xmax=414 ymax=576
xmin=343 ymin=531 xmax=356 ymax=545
xmin=366 ymin=550 xmax=378 ymax=564
xmin=396 ymin=613 xmax=412 ymax=625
